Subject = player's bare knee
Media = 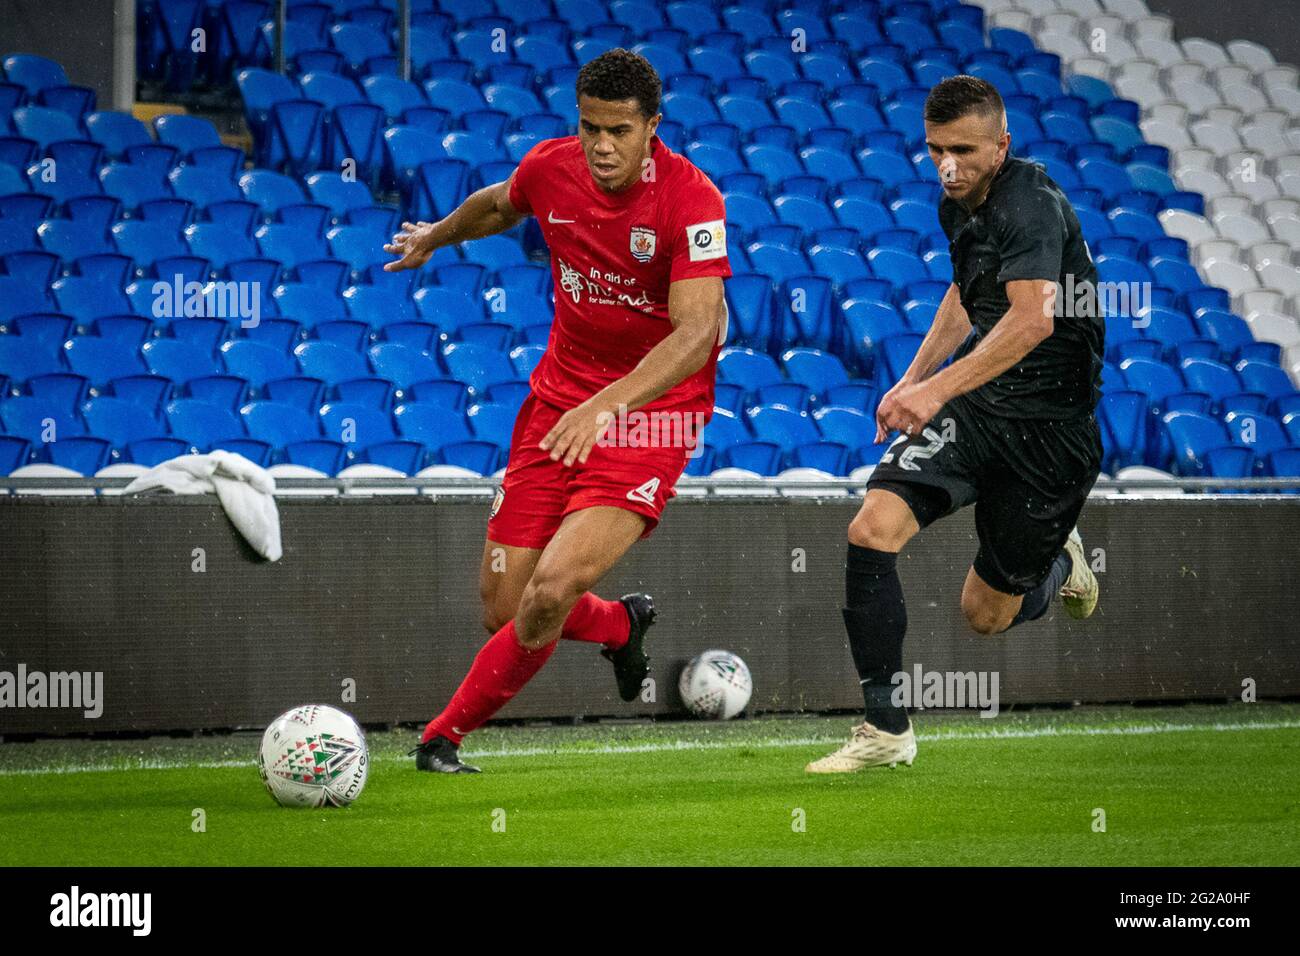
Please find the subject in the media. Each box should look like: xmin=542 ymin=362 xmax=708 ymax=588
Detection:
xmin=481 ymin=604 xmax=510 ymax=634
xmin=848 ymin=502 xmax=911 ymax=551
xmin=960 ymin=596 xmax=1010 ymax=636
xmin=521 ymin=568 xmax=582 ymax=622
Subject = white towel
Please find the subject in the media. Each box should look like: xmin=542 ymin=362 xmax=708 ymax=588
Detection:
xmin=123 ymin=451 xmax=283 ymax=561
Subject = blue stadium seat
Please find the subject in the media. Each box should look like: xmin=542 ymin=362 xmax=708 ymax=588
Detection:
xmin=141 ymin=337 xmax=221 ymax=381
xmin=183 ymin=223 xmax=258 ymax=270
xmin=293 ymin=339 xmax=370 ymax=385
xmin=723 ymin=273 xmax=775 ymax=353
xmin=319 ymin=400 xmax=396 ymax=447
xmin=240 ymin=400 xmax=322 ymax=446
xmin=441 ymin=341 xmax=516 ymax=396
xmin=10 ymin=106 xmax=80 ymax=150
xmin=52 ymin=278 xmax=130 ymax=322
xmin=111 ymin=220 xmax=186 ymax=272
xmin=782 ymin=347 xmax=850 ymax=399
xmin=717 ymin=346 xmax=782 ymax=395
xmin=1162 ymin=410 xmax=1231 ymax=476
xmin=277 ymin=438 xmax=343 ymax=474
xmin=81 ymin=395 xmax=167 ymax=448
xmin=393 ymin=401 xmax=471 ymax=450
xmin=366 ymin=342 xmax=440 ymax=389
xmin=343 ymin=285 xmax=415 ymax=329
xmin=1236 ymin=361 xmax=1299 ymax=410
xmin=1224 ymin=410 xmax=1289 ymax=473
xmin=239 ymin=169 xmax=308 ymax=218
xmin=721 ymin=441 xmax=781 ymax=475
xmin=166 ymin=399 xmax=245 ymax=449
xmin=3 ymin=53 xmax=68 ymax=97
xmin=1181 ymin=358 xmax=1252 ymax=413
xmin=168 ymin=165 xmax=241 ymax=207
xmin=465 ymin=401 xmax=518 ymax=448
xmin=220 ymin=339 xmax=296 ymax=386
xmin=181 ymin=374 xmax=249 ymax=411
xmin=22 ymin=371 xmax=89 ymax=412
xmin=1097 ymin=389 xmax=1148 ymax=472
xmin=0 ymin=434 xmax=32 ymax=474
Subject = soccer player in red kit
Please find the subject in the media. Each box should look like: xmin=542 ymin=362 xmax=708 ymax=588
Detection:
xmin=384 ymin=49 xmax=732 ymax=773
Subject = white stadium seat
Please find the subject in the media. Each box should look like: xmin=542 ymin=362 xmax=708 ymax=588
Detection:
xmin=1240 ymin=289 xmax=1288 ymax=317
xmin=1036 ymin=31 xmax=1090 ymax=61
xmin=1227 ymin=39 xmax=1276 ymax=72
xmin=1260 ymin=66 xmax=1300 ymax=91
xmin=1164 ymin=78 xmax=1222 ymax=115
xmin=1173 ymin=147 xmax=1216 ymax=172
xmin=1202 ymin=257 xmax=1261 ymax=296
xmin=1176 ymin=166 xmax=1232 ymax=200
xmin=1141 ymin=117 xmax=1192 ymax=151
xmin=1071 ymin=57 xmax=1112 ymax=80
xmin=1036 ymin=12 xmax=1082 ymax=38
xmin=1181 ymin=37 xmax=1231 ymax=69
xmin=4 ymin=464 xmax=95 ymax=495
xmin=1101 ymin=0 xmax=1150 ymax=19
xmin=1128 ymin=15 xmax=1173 ymax=41
xmin=1220 ymin=84 xmax=1270 ymax=114
xmin=1196 ymin=238 xmax=1243 ymax=266
xmin=1212 ymin=212 xmax=1270 ymax=246
xmin=1158 ymin=209 xmax=1216 ymax=246
xmin=1189 ymin=120 xmax=1241 ymax=156
xmin=1135 ymin=35 xmax=1184 ymax=68
xmin=1246 ymin=312 xmax=1300 ymax=347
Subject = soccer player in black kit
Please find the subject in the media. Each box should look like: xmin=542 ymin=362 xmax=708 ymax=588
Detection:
xmin=808 ymin=76 xmax=1105 ymax=773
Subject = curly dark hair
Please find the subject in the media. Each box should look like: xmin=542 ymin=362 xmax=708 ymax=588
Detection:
xmin=923 ymin=75 xmax=1005 ymax=125
xmin=575 ymin=48 xmax=661 ymax=119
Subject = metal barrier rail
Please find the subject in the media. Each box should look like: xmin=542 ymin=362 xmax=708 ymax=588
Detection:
xmin=2 ymin=476 xmax=1299 ymax=495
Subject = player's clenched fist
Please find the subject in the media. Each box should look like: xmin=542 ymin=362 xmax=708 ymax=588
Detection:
xmin=539 ymin=401 xmax=616 ymax=468
xmin=383 ymin=221 xmax=437 ymax=272
xmin=876 ymin=379 xmax=943 ymax=443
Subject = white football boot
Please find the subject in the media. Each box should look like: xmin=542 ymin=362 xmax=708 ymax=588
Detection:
xmin=1059 ymin=527 xmax=1099 ymax=620
xmin=805 ymin=721 xmax=917 ymax=774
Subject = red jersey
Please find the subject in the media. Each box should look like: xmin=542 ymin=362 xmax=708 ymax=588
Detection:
xmin=507 ymin=135 xmax=732 ymax=414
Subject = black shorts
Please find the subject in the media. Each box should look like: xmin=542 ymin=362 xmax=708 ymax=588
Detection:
xmin=867 ymin=393 xmax=1103 ymax=595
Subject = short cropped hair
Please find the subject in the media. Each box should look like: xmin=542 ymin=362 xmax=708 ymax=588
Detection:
xmin=576 ymin=48 xmax=662 ymax=119
xmin=924 ymin=75 xmax=1005 ymax=126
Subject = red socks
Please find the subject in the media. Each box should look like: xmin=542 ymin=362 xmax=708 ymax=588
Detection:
xmin=421 ymin=594 xmax=630 ymax=746
xmin=561 ymin=592 xmax=630 ymax=649
xmin=422 ymin=620 xmax=556 ymax=745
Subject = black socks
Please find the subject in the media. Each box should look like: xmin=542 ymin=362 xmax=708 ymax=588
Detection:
xmin=1008 ymin=549 xmax=1074 ymax=628
xmin=843 ymin=543 xmax=910 ymax=734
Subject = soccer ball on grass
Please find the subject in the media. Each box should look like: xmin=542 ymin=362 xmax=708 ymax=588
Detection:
xmin=678 ymin=650 xmax=753 ymax=719
xmin=258 ymin=704 xmax=369 ymax=808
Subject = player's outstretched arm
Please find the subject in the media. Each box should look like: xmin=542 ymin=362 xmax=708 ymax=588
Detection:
xmin=539 ymin=276 xmax=725 ymax=467
xmin=383 ymin=175 xmax=526 ymax=272
xmin=877 ymin=279 xmax=1055 ymax=438
xmin=874 ymin=283 xmax=971 ymax=441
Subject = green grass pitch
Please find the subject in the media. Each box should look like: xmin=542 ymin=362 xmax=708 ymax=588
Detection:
xmin=2 ymin=704 xmax=1298 ymax=866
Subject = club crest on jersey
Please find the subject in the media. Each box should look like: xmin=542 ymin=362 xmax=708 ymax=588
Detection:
xmin=629 ymin=226 xmax=656 ymax=263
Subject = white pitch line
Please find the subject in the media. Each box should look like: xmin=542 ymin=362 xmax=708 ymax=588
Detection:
xmin=1 ymin=718 xmax=1297 ymax=778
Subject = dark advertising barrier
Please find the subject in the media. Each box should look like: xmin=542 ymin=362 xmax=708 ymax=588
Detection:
xmin=1 ymin=493 xmax=1297 ymax=735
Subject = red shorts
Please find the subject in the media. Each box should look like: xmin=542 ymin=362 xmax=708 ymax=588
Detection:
xmin=486 ymin=393 xmax=695 ymax=550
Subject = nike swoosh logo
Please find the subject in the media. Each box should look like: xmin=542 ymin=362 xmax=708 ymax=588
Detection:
xmin=548 ymin=212 xmax=575 ymax=223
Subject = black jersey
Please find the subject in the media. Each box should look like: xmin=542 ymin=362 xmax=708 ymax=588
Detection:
xmin=939 ymin=156 xmax=1105 ymax=421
